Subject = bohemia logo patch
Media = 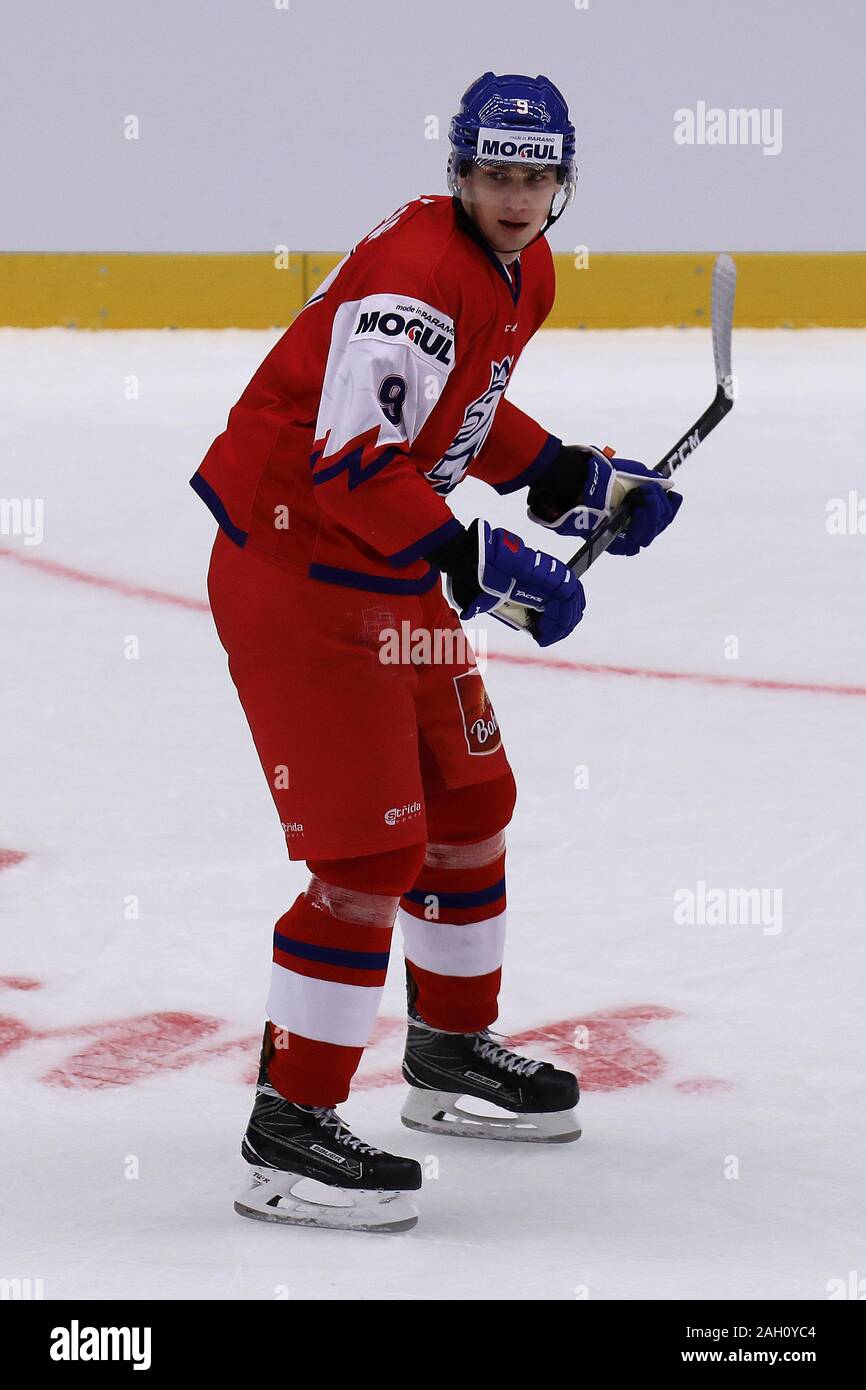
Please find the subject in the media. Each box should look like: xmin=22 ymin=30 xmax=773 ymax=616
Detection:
xmin=425 ymin=358 xmax=512 ymax=495
xmin=453 ymin=669 xmax=501 ymax=755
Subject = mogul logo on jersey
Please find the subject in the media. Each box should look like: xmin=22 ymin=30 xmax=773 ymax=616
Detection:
xmin=351 ymin=295 xmax=455 ymax=365
xmin=425 ymin=357 xmax=512 ymax=495
xmin=384 ymin=800 xmax=423 ymax=827
xmin=477 ymin=127 xmax=563 ymax=163
xmin=453 ymin=669 xmax=501 ymax=756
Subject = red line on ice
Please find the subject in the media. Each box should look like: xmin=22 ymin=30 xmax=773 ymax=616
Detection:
xmin=0 ymin=544 xmax=209 ymax=613
xmin=485 ymin=650 xmax=866 ymax=699
xmin=2 ymin=542 xmax=864 ymax=698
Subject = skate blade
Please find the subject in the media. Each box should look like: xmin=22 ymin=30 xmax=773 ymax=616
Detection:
xmin=234 ymin=1167 xmax=419 ymax=1233
xmin=400 ymin=1088 xmax=581 ymax=1143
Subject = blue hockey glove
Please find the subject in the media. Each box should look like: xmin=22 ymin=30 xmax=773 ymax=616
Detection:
xmin=527 ymin=444 xmax=683 ymax=555
xmin=426 ymin=518 xmax=585 ymax=648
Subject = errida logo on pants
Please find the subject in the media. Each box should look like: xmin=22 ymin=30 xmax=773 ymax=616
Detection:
xmin=384 ymin=801 xmax=423 ymax=827
xmin=352 ymin=296 xmax=455 ymax=365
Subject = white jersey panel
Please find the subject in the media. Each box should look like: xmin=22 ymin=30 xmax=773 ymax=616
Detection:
xmin=315 ymin=293 xmax=456 ymax=458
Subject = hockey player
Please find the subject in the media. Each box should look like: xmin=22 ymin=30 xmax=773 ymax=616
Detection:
xmin=191 ymin=71 xmax=682 ymax=1232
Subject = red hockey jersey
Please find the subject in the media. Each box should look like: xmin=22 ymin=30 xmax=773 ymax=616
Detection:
xmin=190 ymin=194 xmax=562 ymax=595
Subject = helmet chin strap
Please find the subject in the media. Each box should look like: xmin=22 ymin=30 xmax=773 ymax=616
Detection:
xmin=524 ymin=193 xmax=566 ymax=248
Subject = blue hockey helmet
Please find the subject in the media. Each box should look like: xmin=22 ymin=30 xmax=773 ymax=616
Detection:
xmin=447 ymin=72 xmax=577 ymax=231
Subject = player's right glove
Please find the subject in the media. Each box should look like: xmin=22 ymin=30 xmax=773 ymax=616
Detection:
xmin=527 ymin=444 xmax=683 ymax=556
xmin=424 ymin=518 xmax=585 ymax=648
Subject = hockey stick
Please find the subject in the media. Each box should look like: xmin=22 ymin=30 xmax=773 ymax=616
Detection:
xmin=493 ymin=252 xmax=737 ymax=633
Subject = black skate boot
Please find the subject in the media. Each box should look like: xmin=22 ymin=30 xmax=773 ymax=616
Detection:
xmin=235 ymin=1024 xmax=422 ymax=1232
xmin=400 ymin=976 xmax=580 ymax=1143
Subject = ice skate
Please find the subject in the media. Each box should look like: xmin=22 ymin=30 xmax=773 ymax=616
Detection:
xmin=400 ymin=1002 xmax=581 ymax=1144
xmin=235 ymin=1026 xmax=422 ymax=1233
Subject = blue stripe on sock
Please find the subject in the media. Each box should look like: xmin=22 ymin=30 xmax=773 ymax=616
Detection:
xmin=273 ymin=932 xmax=390 ymax=972
xmin=402 ymin=877 xmax=506 ymax=910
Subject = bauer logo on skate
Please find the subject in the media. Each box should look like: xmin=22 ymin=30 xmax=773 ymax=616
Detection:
xmin=384 ymin=801 xmax=422 ymax=827
xmin=453 ymin=669 xmax=501 ymax=756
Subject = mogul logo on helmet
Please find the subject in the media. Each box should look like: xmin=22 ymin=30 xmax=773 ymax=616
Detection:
xmin=352 ymin=296 xmax=455 ymax=365
xmin=476 ymin=127 xmax=564 ymax=164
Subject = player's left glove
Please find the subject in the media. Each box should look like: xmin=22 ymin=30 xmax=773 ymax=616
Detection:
xmin=527 ymin=444 xmax=683 ymax=556
xmin=423 ymin=519 xmax=585 ymax=648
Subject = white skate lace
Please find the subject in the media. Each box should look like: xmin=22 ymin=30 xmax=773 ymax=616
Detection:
xmin=472 ymin=1030 xmax=544 ymax=1078
xmin=308 ymin=1106 xmax=383 ymax=1156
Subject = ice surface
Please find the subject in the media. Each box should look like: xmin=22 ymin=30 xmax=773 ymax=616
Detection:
xmin=1 ymin=326 xmax=864 ymax=1300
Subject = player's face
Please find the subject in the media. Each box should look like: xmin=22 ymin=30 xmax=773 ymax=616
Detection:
xmin=458 ymin=164 xmax=559 ymax=260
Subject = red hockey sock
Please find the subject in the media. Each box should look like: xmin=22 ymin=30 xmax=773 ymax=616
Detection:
xmin=398 ymin=832 xmax=507 ymax=1033
xmin=264 ymin=842 xmax=425 ymax=1104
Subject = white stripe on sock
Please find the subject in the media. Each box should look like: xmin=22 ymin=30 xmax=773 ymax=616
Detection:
xmin=266 ymin=965 xmax=384 ymax=1048
xmin=398 ymin=906 xmax=506 ymax=978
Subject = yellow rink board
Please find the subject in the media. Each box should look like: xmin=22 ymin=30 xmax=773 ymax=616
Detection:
xmin=1 ymin=252 xmax=864 ymax=329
